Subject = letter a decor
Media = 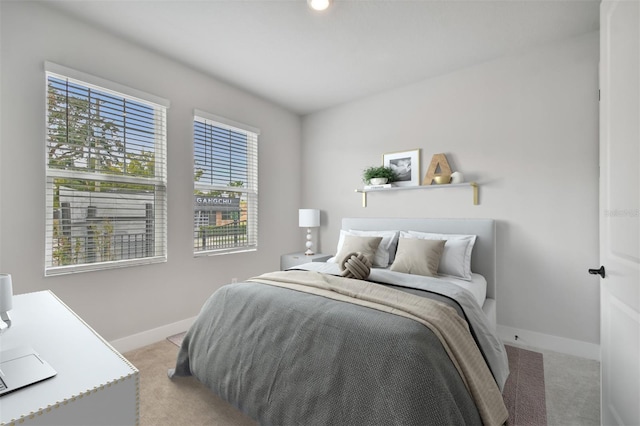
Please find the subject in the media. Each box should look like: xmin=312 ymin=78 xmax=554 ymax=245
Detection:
xmin=422 ymin=153 xmax=452 ymax=185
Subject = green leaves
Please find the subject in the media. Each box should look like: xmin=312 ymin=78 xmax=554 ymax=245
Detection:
xmin=362 ymin=166 xmax=398 ymax=183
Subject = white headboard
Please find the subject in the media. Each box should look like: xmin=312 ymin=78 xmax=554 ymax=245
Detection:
xmin=341 ymin=217 xmax=497 ymax=300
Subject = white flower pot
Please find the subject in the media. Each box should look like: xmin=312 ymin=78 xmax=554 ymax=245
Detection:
xmin=369 ymin=178 xmax=388 ymax=185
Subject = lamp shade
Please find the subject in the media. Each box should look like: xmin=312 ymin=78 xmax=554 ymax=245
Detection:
xmin=299 ymin=209 xmax=320 ymax=228
xmin=0 ymin=273 xmax=13 ymax=313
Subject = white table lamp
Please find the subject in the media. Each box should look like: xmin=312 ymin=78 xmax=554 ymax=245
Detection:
xmin=0 ymin=273 xmax=13 ymax=331
xmin=299 ymin=209 xmax=320 ymax=255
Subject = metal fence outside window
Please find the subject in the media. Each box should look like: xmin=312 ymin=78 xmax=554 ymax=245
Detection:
xmin=195 ymin=221 xmax=248 ymax=251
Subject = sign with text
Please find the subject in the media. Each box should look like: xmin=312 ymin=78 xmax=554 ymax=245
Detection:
xmin=194 ymin=196 xmax=240 ymax=212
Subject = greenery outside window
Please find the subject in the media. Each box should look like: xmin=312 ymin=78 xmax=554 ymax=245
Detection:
xmin=45 ymin=62 xmax=169 ymax=275
xmin=193 ymin=110 xmax=259 ymax=255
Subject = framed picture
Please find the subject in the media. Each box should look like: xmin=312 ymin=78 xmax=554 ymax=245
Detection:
xmin=383 ymin=149 xmax=420 ymax=187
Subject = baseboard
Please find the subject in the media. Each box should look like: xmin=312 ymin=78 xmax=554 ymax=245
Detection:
xmin=110 ymin=316 xmax=196 ymax=353
xmin=498 ymin=325 xmax=600 ymax=361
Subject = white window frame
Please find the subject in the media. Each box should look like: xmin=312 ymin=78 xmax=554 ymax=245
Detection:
xmin=193 ymin=109 xmax=259 ymax=256
xmin=44 ymin=62 xmax=170 ymax=276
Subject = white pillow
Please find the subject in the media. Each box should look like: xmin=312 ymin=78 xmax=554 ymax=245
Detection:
xmin=330 ymin=229 xmax=399 ymax=267
xmin=401 ymin=231 xmax=477 ymax=280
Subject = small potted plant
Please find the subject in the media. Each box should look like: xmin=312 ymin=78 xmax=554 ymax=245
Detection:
xmin=362 ymin=166 xmax=398 ymax=185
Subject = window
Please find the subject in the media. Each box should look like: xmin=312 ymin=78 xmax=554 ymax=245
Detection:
xmin=45 ymin=62 xmax=169 ymax=275
xmin=193 ymin=110 xmax=259 ymax=255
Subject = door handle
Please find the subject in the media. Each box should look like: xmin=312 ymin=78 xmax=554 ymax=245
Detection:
xmin=588 ymin=266 xmax=605 ymax=278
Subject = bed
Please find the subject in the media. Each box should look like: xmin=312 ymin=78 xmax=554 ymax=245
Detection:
xmin=170 ymin=217 xmax=509 ymax=425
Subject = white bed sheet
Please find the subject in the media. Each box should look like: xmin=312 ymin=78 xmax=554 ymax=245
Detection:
xmin=441 ymin=273 xmax=487 ymax=308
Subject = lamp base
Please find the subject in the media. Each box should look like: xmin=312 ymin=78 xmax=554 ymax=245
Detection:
xmin=304 ymin=228 xmax=315 ymax=256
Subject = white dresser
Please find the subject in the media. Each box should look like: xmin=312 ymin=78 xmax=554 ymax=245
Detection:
xmin=0 ymin=291 xmax=138 ymax=426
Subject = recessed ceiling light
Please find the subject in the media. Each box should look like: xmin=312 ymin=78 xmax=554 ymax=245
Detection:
xmin=308 ymin=0 xmax=331 ymax=12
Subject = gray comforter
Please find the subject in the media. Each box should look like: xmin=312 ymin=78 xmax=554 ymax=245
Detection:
xmin=170 ymin=265 xmax=509 ymax=425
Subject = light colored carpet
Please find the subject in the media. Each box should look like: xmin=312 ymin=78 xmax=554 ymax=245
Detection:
xmin=124 ymin=340 xmax=256 ymax=426
xmin=543 ymin=349 xmax=600 ymax=426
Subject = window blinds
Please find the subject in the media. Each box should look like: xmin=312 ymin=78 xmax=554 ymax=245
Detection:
xmin=193 ymin=111 xmax=259 ymax=255
xmin=45 ymin=65 xmax=168 ymax=275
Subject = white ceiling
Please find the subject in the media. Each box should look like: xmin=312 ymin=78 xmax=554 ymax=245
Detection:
xmin=46 ymin=0 xmax=600 ymax=115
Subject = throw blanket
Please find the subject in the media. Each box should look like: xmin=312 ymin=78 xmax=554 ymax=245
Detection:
xmin=171 ymin=270 xmax=509 ymax=425
xmin=299 ymin=261 xmax=510 ymax=391
xmin=250 ymin=270 xmax=508 ymax=426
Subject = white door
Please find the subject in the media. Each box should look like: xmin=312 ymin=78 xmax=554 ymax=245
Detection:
xmin=599 ymin=1 xmax=640 ymax=425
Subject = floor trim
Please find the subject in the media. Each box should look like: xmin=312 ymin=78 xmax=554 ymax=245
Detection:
xmin=498 ymin=325 xmax=600 ymax=361
xmin=110 ymin=317 xmax=196 ymax=353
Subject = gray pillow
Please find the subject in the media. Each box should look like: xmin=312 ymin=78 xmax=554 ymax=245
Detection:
xmin=389 ymin=238 xmax=446 ymax=277
xmin=335 ymin=235 xmax=383 ymax=266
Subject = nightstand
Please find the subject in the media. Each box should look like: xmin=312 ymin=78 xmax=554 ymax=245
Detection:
xmin=280 ymin=252 xmax=332 ymax=270
xmin=0 ymin=291 xmax=138 ymax=425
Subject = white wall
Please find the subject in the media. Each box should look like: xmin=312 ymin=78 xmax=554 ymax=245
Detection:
xmin=0 ymin=2 xmax=302 ymax=343
xmin=302 ymin=32 xmax=600 ymax=355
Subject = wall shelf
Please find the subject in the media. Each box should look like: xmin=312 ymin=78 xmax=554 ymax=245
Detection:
xmin=355 ymin=182 xmax=478 ymax=207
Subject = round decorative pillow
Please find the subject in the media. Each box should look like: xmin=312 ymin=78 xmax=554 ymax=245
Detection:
xmin=338 ymin=252 xmax=372 ymax=280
